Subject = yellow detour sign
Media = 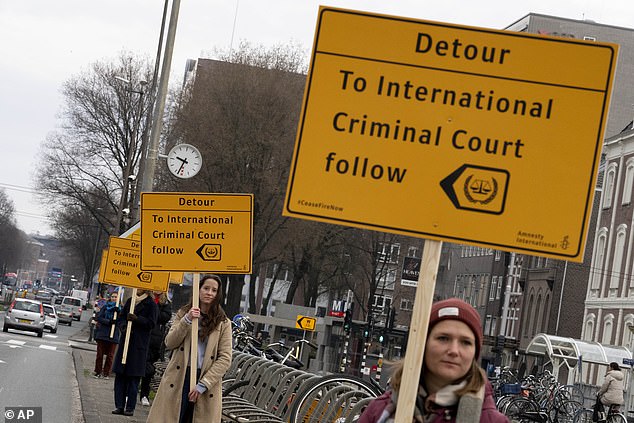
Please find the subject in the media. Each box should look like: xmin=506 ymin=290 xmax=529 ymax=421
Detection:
xmin=296 ymin=315 xmax=316 ymax=331
xmin=140 ymin=193 xmax=254 ymax=273
xmin=98 ymin=250 xmax=108 ymax=283
xmin=284 ymin=7 xmax=618 ymax=262
xmin=103 ymin=236 xmax=170 ymax=292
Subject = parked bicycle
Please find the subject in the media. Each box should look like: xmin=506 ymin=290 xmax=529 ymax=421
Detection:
xmin=572 ymin=404 xmax=626 ymax=423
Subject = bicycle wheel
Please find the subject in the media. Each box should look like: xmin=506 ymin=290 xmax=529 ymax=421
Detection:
xmin=288 ymin=374 xmax=382 ymax=423
xmin=555 ymin=400 xmax=582 ymax=423
xmin=572 ymin=408 xmax=593 ymax=423
xmin=607 ymin=412 xmax=627 ymax=423
xmin=501 ymin=397 xmax=539 ymax=421
xmin=555 ymin=384 xmax=584 ymax=406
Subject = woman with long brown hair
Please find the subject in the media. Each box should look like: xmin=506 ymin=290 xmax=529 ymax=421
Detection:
xmin=359 ymin=298 xmax=509 ymax=423
xmin=147 ymin=275 xmax=233 ymax=423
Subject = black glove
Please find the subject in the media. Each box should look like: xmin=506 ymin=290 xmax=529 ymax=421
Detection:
xmin=127 ymin=313 xmax=137 ymax=322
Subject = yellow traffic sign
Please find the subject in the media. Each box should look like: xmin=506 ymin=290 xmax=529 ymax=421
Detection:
xmin=98 ymin=249 xmax=107 ymax=283
xmin=103 ymin=236 xmax=170 ymax=291
xmin=140 ymin=193 xmax=254 ymax=273
xmin=284 ymin=8 xmax=617 ymax=262
xmin=296 ymin=315 xmax=316 ymax=331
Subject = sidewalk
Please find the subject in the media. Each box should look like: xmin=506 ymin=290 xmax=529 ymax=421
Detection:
xmin=70 ymin=326 xmax=151 ymax=423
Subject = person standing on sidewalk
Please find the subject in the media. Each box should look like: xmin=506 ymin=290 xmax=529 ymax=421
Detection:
xmin=139 ymin=291 xmax=172 ymax=406
xmin=93 ymin=291 xmax=120 ymax=379
xmin=111 ymin=289 xmax=159 ymax=417
xmin=147 ymin=274 xmax=232 ymax=423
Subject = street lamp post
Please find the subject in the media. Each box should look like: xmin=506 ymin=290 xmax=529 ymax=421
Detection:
xmin=113 ymin=78 xmax=146 ymax=234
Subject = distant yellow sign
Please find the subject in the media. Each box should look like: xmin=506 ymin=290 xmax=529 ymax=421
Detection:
xmin=284 ymin=7 xmax=618 ymax=262
xmin=296 ymin=315 xmax=316 ymax=331
xmin=140 ymin=193 xmax=254 ymax=273
xmin=103 ymin=237 xmax=170 ymax=291
xmin=98 ymin=250 xmax=107 ymax=283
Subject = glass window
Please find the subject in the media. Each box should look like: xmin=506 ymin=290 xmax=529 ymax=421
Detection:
xmin=610 ymin=225 xmax=627 ymax=288
xmin=623 ymin=159 xmax=634 ymax=205
xmin=603 ymin=164 xmax=617 ymax=209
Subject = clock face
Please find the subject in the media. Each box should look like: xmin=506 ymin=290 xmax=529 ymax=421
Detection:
xmin=167 ymin=144 xmax=202 ymax=179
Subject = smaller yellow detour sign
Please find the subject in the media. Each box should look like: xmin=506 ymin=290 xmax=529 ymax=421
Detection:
xmin=103 ymin=236 xmax=170 ymax=292
xmin=140 ymin=192 xmax=254 ymax=273
xmin=296 ymin=315 xmax=317 ymax=331
xmin=283 ymin=7 xmax=618 ymax=262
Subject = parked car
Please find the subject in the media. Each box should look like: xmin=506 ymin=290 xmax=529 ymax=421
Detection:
xmin=42 ymin=303 xmax=59 ymax=334
xmin=2 ymin=298 xmax=45 ymax=337
xmin=61 ymin=296 xmax=83 ymax=321
xmin=56 ymin=304 xmax=73 ymax=326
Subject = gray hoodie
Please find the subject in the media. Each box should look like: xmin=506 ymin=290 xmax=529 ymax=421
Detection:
xmin=598 ymin=369 xmax=624 ymax=406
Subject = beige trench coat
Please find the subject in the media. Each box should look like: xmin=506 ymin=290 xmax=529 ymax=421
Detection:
xmin=147 ymin=313 xmax=232 ymax=422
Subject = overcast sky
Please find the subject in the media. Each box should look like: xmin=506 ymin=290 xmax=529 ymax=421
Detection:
xmin=0 ymin=0 xmax=631 ymax=236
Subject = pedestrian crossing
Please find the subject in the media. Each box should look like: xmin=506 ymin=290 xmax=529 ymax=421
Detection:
xmin=0 ymin=334 xmax=66 ymax=352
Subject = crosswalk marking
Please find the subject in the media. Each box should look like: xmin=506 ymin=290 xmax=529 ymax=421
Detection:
xmin=39 ymin=345 xmax=56 ymax=351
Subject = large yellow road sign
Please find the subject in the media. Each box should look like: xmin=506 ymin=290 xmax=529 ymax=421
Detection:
xmin=103 ymin=237 xmax=170 ymax=291
xmin=140 ymin=193 xmax=254 ymax=273
xmin=284 ymin=7 xmax=618 ymax=262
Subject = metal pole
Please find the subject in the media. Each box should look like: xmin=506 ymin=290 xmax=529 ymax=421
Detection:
xmin=130 ymin=0 xmax=169 ymax=224
xmin=140 ymin=0 xmax=181 ymax=195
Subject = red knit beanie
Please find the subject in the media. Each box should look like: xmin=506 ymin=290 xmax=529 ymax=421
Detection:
xmin=429 ymin=298 xmax=483 ymax=358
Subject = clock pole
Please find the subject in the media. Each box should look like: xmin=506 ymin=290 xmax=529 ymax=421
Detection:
xmin=129 ymin=0 xmax=180 ymax=225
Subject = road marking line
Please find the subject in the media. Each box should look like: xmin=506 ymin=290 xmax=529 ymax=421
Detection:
xmin=39 ymin=345 xmax=57 ymax=351
xmin=8 ymin=345 xmax=22 ymax=349
xmin=6 ymin=339 xmax=26 ymax=345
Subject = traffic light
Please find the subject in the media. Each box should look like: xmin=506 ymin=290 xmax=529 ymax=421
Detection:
xmin=344 ymin=309 xmax=352 ymax=333
xmin=378 ymin=334 xmax=385 ymax=345
xmin=387 ymin=307 xmax=396 ymax=329
xmin=363 ymin=328 xmax=370 ymax=339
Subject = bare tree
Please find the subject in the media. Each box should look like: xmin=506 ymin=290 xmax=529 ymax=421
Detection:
xmin=164 ymin=43 xmax=307 ymax=317
xmin=34 ymin=52 xmax=152 ymax=285
xmin=35 ymin=51 xmax=153 ymax=236
xmin=0 ymin=189 xmax=27 ymax=274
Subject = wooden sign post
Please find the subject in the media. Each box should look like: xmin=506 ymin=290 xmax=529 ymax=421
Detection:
xmin=109 ymin=286 xmax=123 ymax=339
xmin=121 ymin=288 xmax=138 ymax=365
xmin=394 ymin=240 xmax=442 ymax=421
xmin=190 ymin=273 xmax=200 ymax=391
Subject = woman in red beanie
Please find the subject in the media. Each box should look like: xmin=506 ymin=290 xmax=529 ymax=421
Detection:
xmin=358 ymin=298 xmax=509 ymax=423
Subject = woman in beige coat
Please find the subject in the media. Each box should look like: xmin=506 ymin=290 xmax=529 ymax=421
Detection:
xmin=147 ymin=275 xmax=232 ymax=423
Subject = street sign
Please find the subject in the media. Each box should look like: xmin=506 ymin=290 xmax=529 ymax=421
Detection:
xmin=284 ymin=7 xmax=618 ymax=262
xmin=623 ymin=358 xmax=634 ymax=366
xmin=98 ymin=249 xmax=107 ymax=283
xmin=103 ymin=236 xmax=170 ymax=292
xmin=140 ymin=192 xmax=254 ymax=273
xmin=296 ymin=315 xmax=317 ymax=331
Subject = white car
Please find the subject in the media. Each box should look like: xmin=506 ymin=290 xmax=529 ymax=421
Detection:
xmin=42 ymin=303 xmax=59 ymax=334
xmin=2 ymin=298 xmax=45 ymax=337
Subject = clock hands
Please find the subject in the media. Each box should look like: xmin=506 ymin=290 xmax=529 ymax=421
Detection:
xmin=176 ymin=156 xmax=189 ymax=174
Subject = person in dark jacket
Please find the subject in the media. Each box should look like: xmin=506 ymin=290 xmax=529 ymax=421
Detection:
xmin=111 ymin=289 xmax=159 ymax=417
xmin=139 ymin=291 xmax=172 ymax=406
xmin=92 ymin=291 xmax=121 ymax=379
xmin=358 ymin=298 xmax=509 ymax=423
